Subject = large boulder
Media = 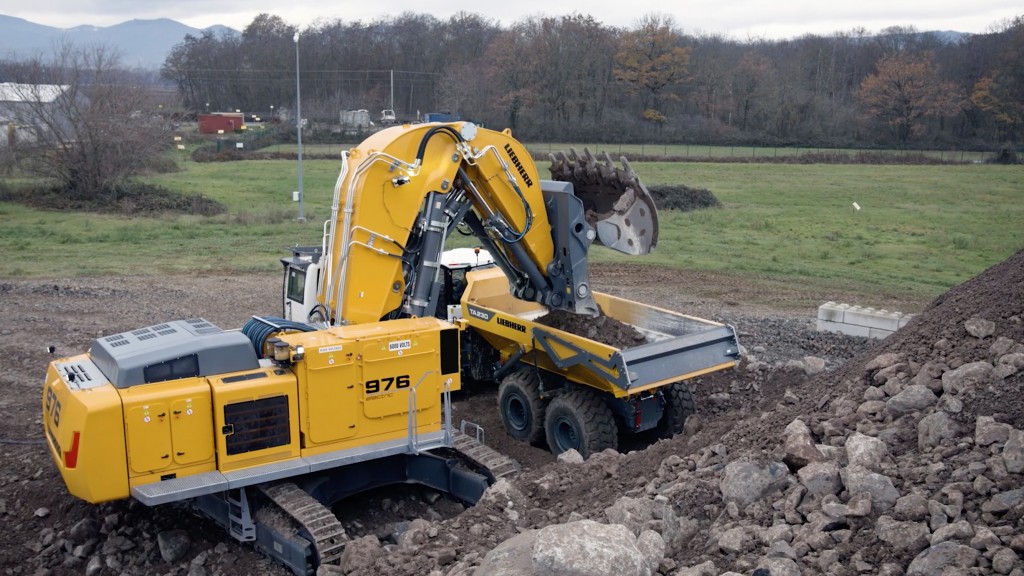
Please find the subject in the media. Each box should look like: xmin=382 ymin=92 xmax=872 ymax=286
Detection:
xmin=475 ymin=520 xmax=658 ymax=576
xmin=720 ymin=459 xmax=790 ymax=507
xmin=845 ymin=433 xmax=889 ymax=471
xmin=941 ymin=362 xmax=993 ymax=394
xmin=840 ymin=465 xmax=900 ymax=512
xmin=906 ymin=541 xmax=979 ymax=576
xmin=782 ymin=419 xmax=824 ymax=469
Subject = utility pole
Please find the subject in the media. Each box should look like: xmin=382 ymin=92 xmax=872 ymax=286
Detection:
xmin=294 ymin=32 xmax=305 ymax=222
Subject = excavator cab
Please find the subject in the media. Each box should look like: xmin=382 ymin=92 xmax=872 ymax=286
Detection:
xmin=280 ymin=246 xmax=324 ymax=324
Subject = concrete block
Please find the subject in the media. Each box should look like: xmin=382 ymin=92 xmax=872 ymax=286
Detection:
xmin=817 ymin=302 xmax=850 ymax=323
xmin=817 ymin=319 xmax=871 ymax=338
xmin=897 ymin=314 xmax=916 ymax=329
xmin=868 ymin=327 xmax=895 ymax=339
xmin=843 ymin=306 xmax=903 ymax=331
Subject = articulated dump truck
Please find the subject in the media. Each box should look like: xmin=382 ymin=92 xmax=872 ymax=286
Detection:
xmin=44 ymin=122 xmax=739 ymax=574
xmin=452 ymin=265 xmax=739 ymax=455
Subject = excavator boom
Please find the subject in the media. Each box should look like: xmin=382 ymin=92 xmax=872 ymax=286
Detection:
xmin=312 ymin=122 xmax=661 ymax=326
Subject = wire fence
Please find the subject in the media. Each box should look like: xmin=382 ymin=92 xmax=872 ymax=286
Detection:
xmin=529 ymin=143 xmax=992 ymax=163
xmin=254 ymin=141 xmax=993 ymax=164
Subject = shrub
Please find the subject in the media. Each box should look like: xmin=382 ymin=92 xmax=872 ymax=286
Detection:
xmin=647 ymin=184 xmax=722 ymax=212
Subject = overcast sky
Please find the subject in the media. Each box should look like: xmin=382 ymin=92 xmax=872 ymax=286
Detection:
xmin=6 ymin=1 xmax=1019 ymax=39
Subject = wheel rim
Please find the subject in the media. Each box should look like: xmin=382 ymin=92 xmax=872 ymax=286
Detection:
xmin=504 ymin=394 xmax=529 ymax=432
xmin=552 ymin=416 xmax=580 ymax=452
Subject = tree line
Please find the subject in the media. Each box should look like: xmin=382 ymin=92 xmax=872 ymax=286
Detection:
xmin=159 ymin=12 xmax=1024 ymax=149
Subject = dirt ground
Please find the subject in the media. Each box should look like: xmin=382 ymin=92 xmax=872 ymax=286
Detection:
xmin=0 ymin=262 xmax=940 ymax=574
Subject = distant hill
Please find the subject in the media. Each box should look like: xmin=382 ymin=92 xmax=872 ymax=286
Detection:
xmin=0 ymin=15 xmax=238 ymax=69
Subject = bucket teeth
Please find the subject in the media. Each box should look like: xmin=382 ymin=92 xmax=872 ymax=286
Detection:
xmin=549 ymin=147 xmax=659 ymax=255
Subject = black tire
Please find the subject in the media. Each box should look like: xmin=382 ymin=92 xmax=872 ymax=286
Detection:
xmin=656 ymin=381 xmax=696 ymax=439
xmin=544 ymin=389 xmax=617 ymax=458
xmin=497 ymin=368 xmax=546 ymax=444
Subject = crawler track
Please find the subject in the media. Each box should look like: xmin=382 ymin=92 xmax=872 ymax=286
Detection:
xmin=259 ymin=482 xmax=348 ymax=566
xmin=451 ymin=430 xmax=520 ymax=480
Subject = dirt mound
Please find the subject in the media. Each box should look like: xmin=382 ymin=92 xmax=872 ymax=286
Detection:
xmin=842 ymin=247 xmax=1024 ymax=425
xmin=647 ymin=184 xmax=721 ymax=212
xmin=367 ymin=250 xmax=1024 ymax=575
xmin=535 ymin=309 xmax=647 ymax=348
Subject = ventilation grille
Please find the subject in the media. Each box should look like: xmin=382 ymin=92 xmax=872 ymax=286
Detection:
xmin=185 ymin=319 xmax=219 ymax=334
xmin=223 ymin=396 xmax=290 ymax=456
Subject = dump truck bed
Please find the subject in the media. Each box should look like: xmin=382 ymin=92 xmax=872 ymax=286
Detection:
xmin=461 ymin=267 xmax=740 ymax=398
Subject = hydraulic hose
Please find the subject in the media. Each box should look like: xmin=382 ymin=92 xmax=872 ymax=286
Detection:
xmin=242 ymin=316 xmax=316 ymax=358
xmin=414 ymin=125 xmax=463 ymax=165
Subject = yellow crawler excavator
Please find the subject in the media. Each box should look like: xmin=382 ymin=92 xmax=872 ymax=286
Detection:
xmin=43 ymin=122 xmax=739 ymax=574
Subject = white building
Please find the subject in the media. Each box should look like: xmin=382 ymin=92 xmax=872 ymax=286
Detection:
xmin=0 ymin=83 xmax=70 ymax=147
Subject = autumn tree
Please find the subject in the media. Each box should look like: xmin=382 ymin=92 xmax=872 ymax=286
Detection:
xmin=686 ymin=34 xmax=724 ymax=122
xmin=858 ymin=51 xmax=961 ymax=144
xmin=970 ymin=18 xmax=1024 ymax=143
xmin=614 ymin=15 xmax=690 ymax=122
xmin=162 ymin=30 xmax=227 ymax=111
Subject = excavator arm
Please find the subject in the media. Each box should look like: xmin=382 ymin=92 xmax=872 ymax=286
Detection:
xmin=308 ymin=122 xmax=659 ymax=327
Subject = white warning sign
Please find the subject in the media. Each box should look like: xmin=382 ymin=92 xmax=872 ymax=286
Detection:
xmin=388 ymin=339 xmax=412 ymax=352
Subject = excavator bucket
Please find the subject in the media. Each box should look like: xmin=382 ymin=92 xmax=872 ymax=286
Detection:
xmin=549 ymin=148 xmax=659 ymax=255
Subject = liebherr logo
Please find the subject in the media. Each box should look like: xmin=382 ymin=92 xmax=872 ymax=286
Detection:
xmin=497 ymin=316 xmax=527 ymax=333
xmin=503 ymin=143 xmax=534 ymax=188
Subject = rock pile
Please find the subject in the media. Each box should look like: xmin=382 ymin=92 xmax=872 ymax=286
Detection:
xmin=334 ymin=249 xmax=1024 ymax=576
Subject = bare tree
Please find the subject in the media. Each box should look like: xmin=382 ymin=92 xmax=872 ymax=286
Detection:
xmin=8 ymin=43 xmax=174 ymax=200
xmin=731 ymin=51 xmax=773 ymax=132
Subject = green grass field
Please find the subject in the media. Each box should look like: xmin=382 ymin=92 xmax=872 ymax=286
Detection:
xmin=1 ymin=157 xmax=1020 ymax=305
xmin=615 ymin=162 xmax=1024 ymax=299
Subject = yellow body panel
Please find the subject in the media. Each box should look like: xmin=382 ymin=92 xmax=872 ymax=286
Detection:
xmin=43 ymin=356 xmax=129 ymax=503
xmin=119 ymin=378 xmax=216 ymax=479
xmin=280 ymin=316 xmax=461 ymax=457
xmin=302 ymin=360 xmax=360 ymax=444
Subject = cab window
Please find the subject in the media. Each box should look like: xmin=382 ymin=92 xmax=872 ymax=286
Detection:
xmin=287 ymin=268 xmax=306 ymax=304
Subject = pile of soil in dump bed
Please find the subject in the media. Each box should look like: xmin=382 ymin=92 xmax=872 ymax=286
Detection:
xmin=647 ymin=183 xmax=721 ymax=212
xmin=535 ymin=309 xmax=647 ymax=348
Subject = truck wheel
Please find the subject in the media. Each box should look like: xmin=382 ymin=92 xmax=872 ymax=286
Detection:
xmin=656 ymin=381 xmax=696 ymax=439
xmin=544 ymin=389 xmax=617 ymax=458
xmin=498 ymin=369 xmax=546 ymax=444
